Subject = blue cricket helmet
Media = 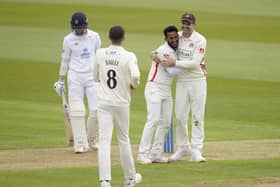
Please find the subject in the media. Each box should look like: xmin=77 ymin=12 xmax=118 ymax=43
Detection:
xmin=70 ymin=12 xmax=88 ymax=29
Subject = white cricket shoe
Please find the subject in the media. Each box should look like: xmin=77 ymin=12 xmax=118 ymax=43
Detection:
xmin=190 ymin=149 xmax=206 ymax=163
xmin=137 ymin=153 xmax=152 ymax=164
xmin=170 ymin=149 xmax=190 ymax=161
xmin=74 ymin=146 xmax=89 ymax=154
xmin=151 ymin=156 xmax=171 ymax=163
xmin=89 ymin=141 xmax=98 ymax=150
xmin=100 ymin=180 xmax=111 ymax=187
xmin=125 ymin=173 xmax=142 ymax=187
xmin=89 ymin=137 xmax=99 ymax=150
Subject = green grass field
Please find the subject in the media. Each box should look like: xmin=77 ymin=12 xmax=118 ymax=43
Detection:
xmin=0 ymin=0 xmax=279 ymax=186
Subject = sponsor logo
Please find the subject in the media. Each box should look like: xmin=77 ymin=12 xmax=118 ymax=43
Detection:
xmin=80 ymin=48 xmax=90 ymax=59
xmin=178 ymin=48 xmax=192 ymax=59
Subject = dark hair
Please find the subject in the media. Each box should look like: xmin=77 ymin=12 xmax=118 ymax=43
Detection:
xmin=163 ymin=25 xmax=178 ymax=37
xmin=109 ymin=25 xmax=125 ymax=42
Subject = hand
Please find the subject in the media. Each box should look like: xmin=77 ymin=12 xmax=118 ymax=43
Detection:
xmin=162 ymin=58 xmax=176 ymax=67
xmin=150 ymin=51 xmax=161 ymax=63
xmin=53 ymin=80 xmax=64 ymax=96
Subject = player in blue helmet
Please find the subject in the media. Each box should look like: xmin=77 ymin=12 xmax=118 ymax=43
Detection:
xmin=71 ymin=12 xmax=88 ymax=35
xmin=54 ymin=12 xmax=102 ymax=153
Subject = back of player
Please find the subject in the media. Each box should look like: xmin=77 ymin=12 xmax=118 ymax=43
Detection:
xmin=95 ymin=46 xmax=139 ymax=106
xmin=94 ymin=25 xmax=141 ymax=187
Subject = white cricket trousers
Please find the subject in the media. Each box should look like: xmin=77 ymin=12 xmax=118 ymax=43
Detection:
xmin=68 ymin=70 xmax=98 ymax=150
xmin=68 ymin=71 xmax=98 ymax=111
xmin=175 ymin=79 xmax=207 ymax=152
xmin=98 ymin=104 xmax=136 ymax=181
xmin=138 ymin=82 xmax=173 ymax=157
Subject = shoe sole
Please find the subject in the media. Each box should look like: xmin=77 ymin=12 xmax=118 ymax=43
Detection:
xmin=152 ymin=160 xmax=172 ymax=164
xmin=190 ymin=157 xmax=206 ymax=163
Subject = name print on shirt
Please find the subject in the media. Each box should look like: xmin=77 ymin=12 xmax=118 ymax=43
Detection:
xmin=106 ymin=59 xmax=119 ymax=66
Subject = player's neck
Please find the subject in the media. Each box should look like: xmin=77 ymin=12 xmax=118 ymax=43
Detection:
xmin=183 ymin=30 xmax=193 ymax=38
xmin=112 ymin=41 xmax=122 ymax=46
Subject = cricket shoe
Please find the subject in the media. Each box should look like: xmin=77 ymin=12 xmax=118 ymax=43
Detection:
xmin=89 ymin=141 xmax=98 ymax=150
xmin=89 ymin=137 xmax=99 ymax=150
xmin=100 ymin=180 xmax=111 ymax=187
xmin=137 ymin=153 xmax=152 ymax=164
xmin=74 ymin=146 xmax=89 ymax=154
xmin=170 ymin=148 xmax=190 ymax=161
xmin=151 ymin=156 xmax=171 ymax=163
xmin=190 ymin=149 xmax=206 ymax=163
xmin=125 ymin=173 xmax=142 ymax=187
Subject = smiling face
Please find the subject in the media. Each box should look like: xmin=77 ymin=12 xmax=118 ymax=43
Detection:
xmin=181 ymin=20 xmax=194 ymax=38
xmin=165 ymin=31 xmax=179 ymax=50
xmin=180 ymin=13 xmax=196 ymax=38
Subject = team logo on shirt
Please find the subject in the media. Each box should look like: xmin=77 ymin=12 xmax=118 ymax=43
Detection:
xmin=189 ymin=43 xmax=194 ymax=48
xmin=163 ymin=53 xmax=170 ymax=59
xmin=80 ymin=48 xmax=91 ymax=59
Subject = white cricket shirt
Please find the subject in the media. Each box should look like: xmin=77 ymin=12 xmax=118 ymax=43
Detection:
xmin=94 ymin=45 xmax=140 ymax=106
xmin=60 ymin=29 xmax=102 ymax=75
xmin=176 ymin=30 xmax=207 ymax=81
xmin=148 ymin=42 xmax=177 ymax=86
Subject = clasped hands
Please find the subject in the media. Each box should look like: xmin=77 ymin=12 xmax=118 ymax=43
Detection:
xmin=150 ymin=51 xmax=176 ymax=67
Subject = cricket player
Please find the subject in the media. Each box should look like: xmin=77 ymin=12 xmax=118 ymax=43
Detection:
xmin=94 ymin=25 xmax=141 ymax=187
xmin=137 ymin=26 xmax=180 ymax=164
xmin=54 ymin=12 xmax=101 ymax=153
xmin=162 ymin=12 xmax=207 ymax=162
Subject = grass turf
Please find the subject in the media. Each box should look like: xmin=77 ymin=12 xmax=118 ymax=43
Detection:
xmin=0 ymin=0 xmax=279 ymax=186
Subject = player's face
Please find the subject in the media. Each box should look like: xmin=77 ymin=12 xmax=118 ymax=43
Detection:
xmin=166 ymin=31 xmax=179 ymax=50
xmin=73 ymin=27 xmax=87 ymax=35
xmin=181 ymin=20 xmax=194 ymax=37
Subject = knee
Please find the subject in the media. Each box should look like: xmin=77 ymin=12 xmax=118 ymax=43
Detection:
xmin=176 ymin=118 xmax=185 ymax=127
xmin=146 ymin=116 xmax=160 ymax=127
xmin=69 ymin=100 xmax=85 ymax=117
xmin=192 ymin=115 xmax=204 ymax=126
xmin=160 ymin=119 xmax=171 ymax=129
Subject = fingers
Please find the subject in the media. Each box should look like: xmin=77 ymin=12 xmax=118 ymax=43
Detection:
xmin=150 ymin=51 xmax=161 ymax=63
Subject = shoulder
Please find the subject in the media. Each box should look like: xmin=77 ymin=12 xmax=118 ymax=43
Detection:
xmin=127 ymin=51 xmax=137 ymax=60
xmin=121 ymin=49 xmax=137 ymax=62
xmin=63 ymin=32 xmax=74 ymax=41
xmin=194 ymin=31 xmax=206 ymax=43
xmin=87 ymin=29 xmax=101 ymax=39
xmin=96 ymin=47 xmax=107 ymax=55
xmin=156 ymin=42 xmax=173 ymax=53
